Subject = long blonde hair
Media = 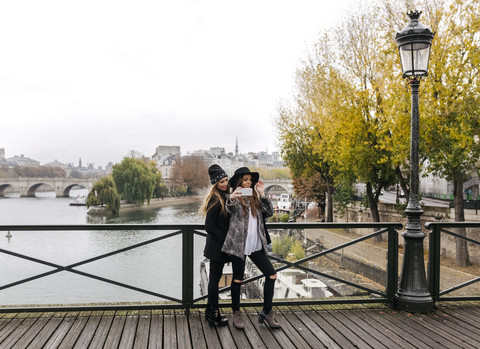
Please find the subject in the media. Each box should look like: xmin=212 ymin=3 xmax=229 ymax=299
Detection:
xmin=199 ymin=182 xmax=228 ymax=217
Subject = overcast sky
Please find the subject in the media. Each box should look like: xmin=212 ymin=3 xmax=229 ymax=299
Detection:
xmin=1 ymin=0 xmax=356 ymax=167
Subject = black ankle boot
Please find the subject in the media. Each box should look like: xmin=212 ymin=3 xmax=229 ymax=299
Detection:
xmin=208 ymin=307 xmax=229 ymax=327
xmin=205 ymin=306 xmax=227 ymax=321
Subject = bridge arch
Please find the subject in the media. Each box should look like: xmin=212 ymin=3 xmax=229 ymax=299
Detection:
xmin=262 ymin=179 xmax=293 ymax=197
xmin=26 ymin=183 xmax=55 ymax=197
xmin=63 ymin=184 xmax=88 ymax=197
xmin=265 ymin=184 xmax=289 ymax=196
xmin=0 ymin=184 xmax=14 ymax=196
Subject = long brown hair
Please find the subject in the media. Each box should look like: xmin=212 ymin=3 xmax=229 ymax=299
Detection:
xmin=199 ymin=181 xmax=229 ymax=217
xmin=232 ymin=175 xmax=261 ymax=217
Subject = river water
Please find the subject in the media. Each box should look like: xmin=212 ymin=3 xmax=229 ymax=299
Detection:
xmin=0 ymin=189 xmax=206 ymax=306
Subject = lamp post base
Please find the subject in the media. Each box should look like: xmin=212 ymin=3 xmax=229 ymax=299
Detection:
xmin=394 ymin=228 xmax=434 ymax=313
xmin=394 ymin=293 xmax=434 ymax=313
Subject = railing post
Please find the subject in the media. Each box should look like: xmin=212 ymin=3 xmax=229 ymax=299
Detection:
xmin=387 ymin=225 xmax=399 ymax=308
xmin=182 ymin=226 xmax=194 ymax=315
xmin=427 ymin=222 xmax=440 ymax=304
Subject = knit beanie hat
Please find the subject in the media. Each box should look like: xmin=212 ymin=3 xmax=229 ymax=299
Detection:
xmin=208 ymin=164 xmax=228 ymax=184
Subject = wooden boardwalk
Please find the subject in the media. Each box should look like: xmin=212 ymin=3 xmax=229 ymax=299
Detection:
xmin=1 ymin=302 xmax=480 ymax=348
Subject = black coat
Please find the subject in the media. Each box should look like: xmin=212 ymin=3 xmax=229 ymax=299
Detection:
xmin=203 ymin=196 xmax=231 ymax=263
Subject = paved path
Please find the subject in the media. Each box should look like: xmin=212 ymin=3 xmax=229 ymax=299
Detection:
xmin=305 ymin=226 xmax=480 ymax=297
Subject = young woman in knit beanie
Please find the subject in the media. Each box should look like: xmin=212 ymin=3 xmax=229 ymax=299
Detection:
xmin=221 ymin=167 xmax=281 ymax=329
xmin=199 ymin=164 xmax=230 ymax=326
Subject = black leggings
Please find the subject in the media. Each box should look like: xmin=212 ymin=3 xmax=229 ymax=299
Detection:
xmin=208 ymin=260 xmax=226 ymax=308
xmin=231 ymin=250 xmax=276 ymax=313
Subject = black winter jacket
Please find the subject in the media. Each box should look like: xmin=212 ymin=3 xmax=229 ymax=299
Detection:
xmin=203 ymin=196 xmax=231 ymax=263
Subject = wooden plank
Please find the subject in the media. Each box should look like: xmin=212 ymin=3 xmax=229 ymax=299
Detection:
xmin=410 ymin=312 xmax=478 ymax=349
xmin=293 ymin=307 xmax=343 ymax=349
xmin=330 ymin=309 xmax=388 ymax=349
xmin=349 ymin=308 xmax=417 ymax=348
xmin=459 ymin=304 xmax=480 ymax=321
xmin=313 ymin=308 xmax=371 ymax=349
xmin=200 ymin=313 xmax=222 ymax=349
xmin=0 ymin=316 xmax=36 ymax=348
xmin=278 ymin=309 xmax=319 ymax=349
xmin=26 ymin=316 xmax=64 ymax=349
xmin=441 ymin=305 xmax=480 ymax=330
xmin=375 ymin=309 xmax=450 ymax=349
xmin=88 ymin=312 xmax=114 ymax=349
xmin=148 ymin=312 xmax=163 ymax=349
xmin=58 ymin=314 xmax=89 ymax=349
xmin=163 ymin=313 xmax=178 ymax=348
xmin=242 ymin=310 xmax=270 ymax=349
xmin=12 ymin=315 xmax=51 ymax=349
xmin=355 ymin=308 xmax=413 ymax=349
xmin=42 ymin=315 xmax=77 ymax=349
xmin=433 ymin=308 xmax=480 ymax=340
xmin=133 ymin=312 xmax=151 ymax=349
xmin=248 ymin=307 xmax=296 ymax=349
xmin=72 ymin=314 xmax=102 ymax=349
xmin=359 ymin=308 xmax=429 ymax=348
xmin=103 ymin=313 xmax=127 ymax=349
xmin=175 ymin=310 xmax=192 ymax=349
xmin=1 ymin=303 xmax=480 ymax=349
xmin=215 ymin=318 xmax=237 ymax=349
xmin=0 ymin=316 xmax=24 ymax=344
xmin=118 ymin=313 xmax=139 ymax=348
xmin=185 ymin=311 xmax=208 ymax=349
xmin=0 ymin=314 xmax=13 ymax=332
xmin=224 ymin=313 xmax=252 ymax=349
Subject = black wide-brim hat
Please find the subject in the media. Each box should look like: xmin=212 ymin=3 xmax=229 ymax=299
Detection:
xmin=229 ymin=167 xmax=259 ymax=187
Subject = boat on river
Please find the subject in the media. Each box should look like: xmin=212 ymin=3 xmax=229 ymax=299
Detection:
xmin=262 ymin=268 xmax=333 ymax=299
xmin=69 ymin=195 xmax=86 ymax=206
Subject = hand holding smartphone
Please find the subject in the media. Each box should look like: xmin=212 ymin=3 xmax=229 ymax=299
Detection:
xmin=239 ymin=188 xmax=252 ymax=196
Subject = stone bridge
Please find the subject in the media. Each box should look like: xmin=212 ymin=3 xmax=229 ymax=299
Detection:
xmin=0 ymin=177 xmax=97 ymax=197
xmin=263 ymin=179 xmax=293 ymax=197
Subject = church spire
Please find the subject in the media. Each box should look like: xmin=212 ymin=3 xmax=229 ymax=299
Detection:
xmin=235 ymin=135 xmax=239 ymax=156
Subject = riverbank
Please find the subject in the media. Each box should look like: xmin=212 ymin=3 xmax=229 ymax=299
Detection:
xmin=87 ymin=195 xmax=203 ymax=215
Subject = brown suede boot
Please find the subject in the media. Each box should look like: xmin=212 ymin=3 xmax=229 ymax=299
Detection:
xmin=233 ymin=310 xmax=244 ymax=329
xmin=259 ymin=310 xmax=281 ymax=329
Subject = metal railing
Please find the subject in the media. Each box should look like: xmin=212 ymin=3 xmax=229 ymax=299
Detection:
xmin=427 ymin=222 xmax=480 ymax=303
xmin=1 ymin=222 xmax=402 ymax=313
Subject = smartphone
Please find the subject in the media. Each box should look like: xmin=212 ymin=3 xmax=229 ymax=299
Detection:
xmin=239 ymin=188 xmax=253 ymax=196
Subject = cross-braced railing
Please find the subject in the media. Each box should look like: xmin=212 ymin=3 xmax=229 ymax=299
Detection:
xmin=1 ymin=222 xmax=402 ymax=313
xmin=427 ymin=222 xmax=480 ymax=303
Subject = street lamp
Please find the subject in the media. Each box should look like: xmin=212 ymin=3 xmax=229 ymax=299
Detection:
xmin=394 ymin=10 xmax=435 ymax=312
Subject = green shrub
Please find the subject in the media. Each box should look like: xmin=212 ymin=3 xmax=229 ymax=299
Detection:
xmin=280 ymin=213 xmax=290 ymax=222
xmin=272 ymin=235 xmax=292 ymax=258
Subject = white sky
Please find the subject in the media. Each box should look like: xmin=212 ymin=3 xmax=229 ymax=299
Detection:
xmin=0 ymin=0 xmax=356 ymax=167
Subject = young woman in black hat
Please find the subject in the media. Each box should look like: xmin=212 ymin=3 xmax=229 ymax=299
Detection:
xmin=200 ymin=164 xmax=230 ymax=327
xmin=221 ymin=167 xmax=281 ymax=329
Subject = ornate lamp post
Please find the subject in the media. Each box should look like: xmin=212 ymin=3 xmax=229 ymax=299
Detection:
xmin=394 ymin=10 xmax=435 ymax=312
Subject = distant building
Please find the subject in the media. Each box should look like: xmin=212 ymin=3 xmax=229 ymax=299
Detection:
xmin=7 ymin=154 xmax=40 ymax=167
xmin=0 ymin=148 xmax=7 ymax=166
xmin=152 ymin=145 xmax=181 ymax=181
xmin=421 ymin=169 xmax=479 ymax=200
xmin=44 ymin=159 xmax=68 ymax=169
xmin=209 ymin=147 xmax=226 ymax=157
xmin=152 ymin=146 xmax=181 ymax=161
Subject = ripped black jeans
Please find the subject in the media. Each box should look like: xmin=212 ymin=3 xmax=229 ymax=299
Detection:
xmin=230 ymin=250 xmax=276 ymax=313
